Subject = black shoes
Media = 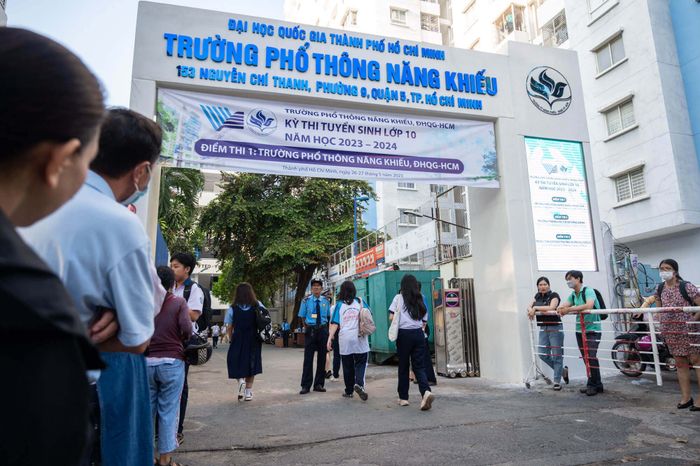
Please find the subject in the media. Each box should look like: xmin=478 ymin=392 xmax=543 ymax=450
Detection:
xmin=299 ymin=388 xmax=310 ymax=395
xmin=342 ymin=392 xmax=353 ymax=398
xmin=677 ymin=398 xmax=694 ymax=409
xmin=354 ymin=384 xmax=368 ymax=401
xmin=580 ymin=386 xmax=604 ymax=396
xmin=313 ymin=386 xmax=326 ymax=392
xmin=325 ymin=370 xmax=332 ymax=379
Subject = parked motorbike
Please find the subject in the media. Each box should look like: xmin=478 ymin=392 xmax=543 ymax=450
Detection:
xmin=611 ymin=321 xmax=676 ymax=377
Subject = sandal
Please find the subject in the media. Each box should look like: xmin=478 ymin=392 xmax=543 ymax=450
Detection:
xmin=678 ymin=398 xmax=694 ymax=409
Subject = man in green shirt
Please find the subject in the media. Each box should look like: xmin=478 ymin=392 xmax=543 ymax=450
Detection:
xmin=558 ymin=270 xmax=604 ymax=396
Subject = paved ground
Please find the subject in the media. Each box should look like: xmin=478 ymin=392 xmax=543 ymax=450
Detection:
xmin=176 ymin=342 xmax=700 ymax=465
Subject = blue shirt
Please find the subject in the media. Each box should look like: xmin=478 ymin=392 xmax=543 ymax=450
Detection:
xmin=282 ymin=322 xmax=291 ymax=331
xmin=21 ymin=171 xmax=156 ymax=347
xmin=298 ymin=295 xmax=331 ymax=326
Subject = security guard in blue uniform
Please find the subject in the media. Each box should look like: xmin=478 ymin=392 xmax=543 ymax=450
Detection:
xmin=298 ymin=279 xmax=332 ymax=394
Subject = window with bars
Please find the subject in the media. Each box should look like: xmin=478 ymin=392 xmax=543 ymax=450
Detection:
xmin=439 ymin=209 xmax=451 ymax=233
xmin=495 ymin=5 xmax=525 ymax=43
xmin=588 ymin=0 xmax=610 ymax=13
xmin=615 ymin=168 xmax=645 ymax=203
xmin=398 ymin=182 xmax=416 ymax=190
xmin=455 ymin=209 xmax=468 ymax=239
xmin=390 ymin=8 xmax=407 ymax=25
xmin=399 ymin=209 xmax=418 ymax=225
xmin=400 ymin=253 xmax=420 ymax=264
xmin=542 ymin=10 xmax=568 ymax=47
xmin=604 ymin=99 xmax=635 ymax=136
xmin=430 ymin=184 xmax=449 ymax=194
xmin=595 ymin=34 xmax=625 ymax=74
xmin=421 ymin=13 xmax=439 ymax=32
xmin=452 ymin=186 xmax=465 ymax=203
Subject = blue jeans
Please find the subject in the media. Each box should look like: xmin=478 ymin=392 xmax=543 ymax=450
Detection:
xmin=538 ymin=324 xmax=564 ymax=383
xmin=97 ymin=352 xmax=152 ymax=466
xmin=148 ymin=360 xmax=186 ymax=455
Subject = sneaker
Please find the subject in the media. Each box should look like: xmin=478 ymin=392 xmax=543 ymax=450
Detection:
xmin=244 ymin=389 xmax=253 ymax=401
xmin=585 ymin=387 xmax=598 ymax=396
xmin=420 ymin=391 xmax=434 ymax=411
xmin=342 ymin=392 xmax=353 ymax=398
xmin=329 ymin=376 xmax=338 ymax=382
xmin=325 ymin=370 xmax=332 ymax=379
xmin=237 ymin=381 xmax=245 ymax=401
xmin=354 ymin=384 xmax=368 ymax=401
xmin=562 ymin=366 xmax=569 ymax=385
xmin=398 ymin=399 xmax=410 ymax=407
xmin=553 ymin=384 xmax=562 ymax=391
xmin=177 ymin=432 xmax=184 ymax=445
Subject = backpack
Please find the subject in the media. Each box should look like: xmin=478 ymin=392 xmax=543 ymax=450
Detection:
xmin=357 ymin=298 xmax=376 ymax=337
xmin=254 ymin=304 xmax=271 ymax=331
xmin=184 ymin=281 xmax=212 ymax=331
xmin=582 ymin=286 xmax=608 ymax=320
xmin=657 ymin=281 xmax=693 ymax=306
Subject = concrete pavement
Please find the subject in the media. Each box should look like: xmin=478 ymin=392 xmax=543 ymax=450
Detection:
xmin=176 ymin=342 xmax=700 ymax=465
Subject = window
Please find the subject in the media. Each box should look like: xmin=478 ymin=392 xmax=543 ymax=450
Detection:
xmin=397 ymin=182 xmax=416 ymax=190
xmin=455 ymin=209 xmax=468 ymax=239
xmin=421 ymin=13 xmax=439 ymax=32
xmin=495 ymin=5 xmax=525 ymax=43
xmin=390 ymin=8 xmax=407 ymax=25
xmin=604 ymin=99 xmax=635 ymax=136
xmin=439 ymin=209 xmax=451 ymax=233
xmin=399 ymin=209 xmax=418 ymax=225
xmin=400 ymin=253 xmax=420 ymax=264
xmin=452 ymin=186 xmax=465 ymax=202
xmin=542 ymin=10 xmax=568 ymax=47
xmin=588 ymin=0 xmax=609 ymax=13
xmin=615 ymin=168 xmax=645 ymax=203
xmin=595 ymin=34 xmax=625 ymax=74
xmin=431 ymin=184 xmax=449 ymax=194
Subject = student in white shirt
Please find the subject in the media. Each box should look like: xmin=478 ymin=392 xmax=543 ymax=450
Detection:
xmin=389 ymin=274 xmax=434 ymax=411
xmin=327 ymin=280 xmax=370 ymax=400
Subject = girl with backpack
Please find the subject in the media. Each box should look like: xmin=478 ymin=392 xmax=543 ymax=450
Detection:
xmin=327 ymin=280 xmax=371 ymax=400
xmin=389 ymin=274 xmax=435 ymax=411
xmin=644 ymin=259 xmax=700 ymax=411
xmin=225 ymin=283 xmax=265 ymax=402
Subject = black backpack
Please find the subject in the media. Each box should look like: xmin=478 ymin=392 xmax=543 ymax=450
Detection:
xmin=581 ymin=286 xmax=608 ymax=320
xmin=184 ymin=282 xmax=212 ymax=331
xmin=657 ymin=281 xmax=693 ymax=306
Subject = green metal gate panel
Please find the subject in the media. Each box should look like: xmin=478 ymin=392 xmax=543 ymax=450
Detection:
xmin=353 ymin=270 xmax=439 ymax=364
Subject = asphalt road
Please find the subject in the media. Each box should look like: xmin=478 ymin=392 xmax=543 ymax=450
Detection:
xmin=175 ymin=342 xmax=700 ymax=465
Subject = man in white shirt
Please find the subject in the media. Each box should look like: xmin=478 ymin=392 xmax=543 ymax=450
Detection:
xmin=170 ymin=252 xmax=203 ymax=444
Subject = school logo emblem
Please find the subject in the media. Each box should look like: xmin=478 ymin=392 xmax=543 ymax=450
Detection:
xmin=247 ymin=109 xmax=277 ymax=136
xmin=526 ymin=66 xmax=572 ymax=115
xmin=200 ymin=105 xmax=244 ymax=131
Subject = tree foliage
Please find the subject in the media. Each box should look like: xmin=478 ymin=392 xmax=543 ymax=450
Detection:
xmin=199 ymin=173 xmax=374 ymax=317
xmin=158 ymin=167 xmax=205 ymax=254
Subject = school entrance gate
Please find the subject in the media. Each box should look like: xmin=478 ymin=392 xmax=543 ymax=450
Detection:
xmin=132 ymin=1 xmax=611 ymax=383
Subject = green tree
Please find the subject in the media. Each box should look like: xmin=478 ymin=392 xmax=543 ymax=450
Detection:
xmin=158 ymin=167 xmax=205 ymax=254
xmin=199 ymin=173 xmax=373 ymax=319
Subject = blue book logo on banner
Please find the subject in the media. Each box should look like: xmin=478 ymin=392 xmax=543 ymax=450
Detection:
xmin=200 ymin=104 xmax=244 ymax=131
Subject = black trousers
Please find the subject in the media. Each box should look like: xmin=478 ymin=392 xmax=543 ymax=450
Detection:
xmin=212 ymin=336 xmax=219 ymax=348
xmin=423 ymin=338 xmax=437 ymax=383
xmin=397 ymin=328 xmax=430 ymax=400
xmin=178 ymin=362 xmax=190 ymax=434
xmin=576 ymin=332 xmax=603 ymax=389
xmin=282 ymin=330 xmax=289 ymax=347
xmin=332 ymin=336 xmax=341 ymax=378
xmin=301 ymin=326 xmax=328 ymax=389
xmin=341 ymin=352 xmax=368 ymax=395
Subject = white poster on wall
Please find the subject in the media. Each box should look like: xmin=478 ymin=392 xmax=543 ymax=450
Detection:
xmin=385 ymin=221 xmax=437 ymax=263
xmin=157 ymin=89 xmax=498 ymax=186
xmin=524 ymin=137 xmax=597 ymax=271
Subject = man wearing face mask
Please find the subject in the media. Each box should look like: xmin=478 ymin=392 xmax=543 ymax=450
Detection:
xmin=557 ymin=270 xmax=603 ymax=396
xmin=22 ymin=108 xmax=164 ymax=466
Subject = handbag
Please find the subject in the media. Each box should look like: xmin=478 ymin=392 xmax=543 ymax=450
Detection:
xmin=358 ymin=298 xmax=376 ymax=337
xmin=388 ymin=305 xmax=401 ymax=342
xmin=185 ymin=333 xmax=212 ymax=366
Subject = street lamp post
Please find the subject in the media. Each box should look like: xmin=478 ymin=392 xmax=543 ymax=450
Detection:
xmin=353 ymin=195 xmax=370 ymax=255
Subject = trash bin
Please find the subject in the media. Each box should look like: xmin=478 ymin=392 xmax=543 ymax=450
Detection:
xmin=353 ymin=270 xmax=439 ymax=363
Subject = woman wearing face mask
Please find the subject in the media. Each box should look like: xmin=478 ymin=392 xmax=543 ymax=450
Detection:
xmin=0 ymin=28 xmax=106 ymax=465
xmin=527 ymin=277 xmax=565 ymax=390
xmin=644 ymin=259 xmax=700 ymax=411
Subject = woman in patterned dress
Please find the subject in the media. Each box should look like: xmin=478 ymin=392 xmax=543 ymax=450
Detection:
xmin=645 ymin=259 xmax=700 ymax=411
